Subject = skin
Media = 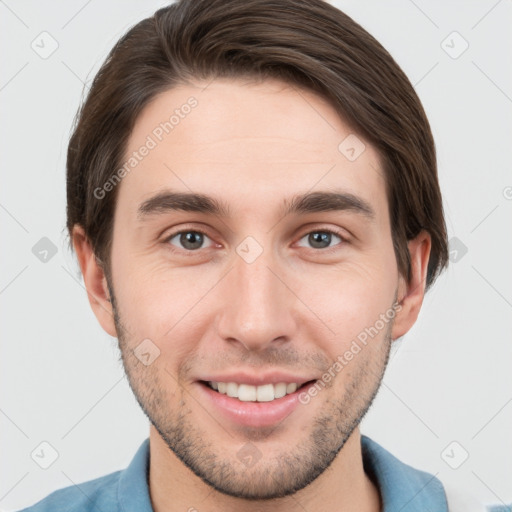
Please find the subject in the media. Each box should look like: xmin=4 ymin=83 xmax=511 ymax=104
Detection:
xmin=73 ymin=77 xmax=431 ymax=512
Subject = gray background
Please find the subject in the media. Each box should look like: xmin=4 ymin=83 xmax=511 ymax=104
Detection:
xmin=1 ymin=0 xmax=511 ymax=509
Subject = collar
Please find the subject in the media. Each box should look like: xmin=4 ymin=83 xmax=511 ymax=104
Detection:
xmin=117 ymin=436 xmax=448 ymax=512
xmin=361 ymin=434 xmax=448 ymax=511
xmin=118 ymin=438 xmax=153 ymax=512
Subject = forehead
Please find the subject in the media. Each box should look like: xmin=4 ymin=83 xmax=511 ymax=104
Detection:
xmin=117 ymin=78 xmax=387 ymax=222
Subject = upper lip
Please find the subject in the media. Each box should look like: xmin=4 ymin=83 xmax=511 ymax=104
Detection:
xmin=197 ymin=371 xmax=317 ymax=387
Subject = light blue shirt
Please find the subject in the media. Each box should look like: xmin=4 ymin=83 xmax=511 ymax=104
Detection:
xmin=17 ymin=435 xmax=509 ymax=512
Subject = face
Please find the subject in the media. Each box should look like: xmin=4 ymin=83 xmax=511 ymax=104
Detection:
xmin=100 ymin=78 xmax=405 ymax=499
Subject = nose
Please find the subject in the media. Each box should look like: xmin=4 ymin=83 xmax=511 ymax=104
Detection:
xmin=214 ymin=242 xmax=298 ymax=352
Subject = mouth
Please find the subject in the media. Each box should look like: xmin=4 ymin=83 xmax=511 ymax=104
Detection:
xmin=199 ymin=379 xmax=317 ymax=402
xmin=194 ymin=371 xmax=321 ymax=428
xmin=196 ymin=379 xmax=318 ymax=428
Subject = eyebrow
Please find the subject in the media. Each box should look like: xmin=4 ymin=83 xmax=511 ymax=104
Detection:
xmin=137 ymin=189 xmax=375 ymax=221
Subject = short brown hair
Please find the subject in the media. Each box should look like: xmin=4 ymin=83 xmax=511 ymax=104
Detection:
xmin=66 ymin=0 xmax=448 ymax=289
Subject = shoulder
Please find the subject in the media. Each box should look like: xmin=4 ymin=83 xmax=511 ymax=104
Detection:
xmin=360 ymin=436 xmax=510 ymax=512
xmin=443 ymin=481 xmax=512 ymax=512
xmin=15 ymin=438 xmax=151 ymax=512
xmin=442 ymin=481 xmax=491 ymax=512
xmin=361 ymin=435 xmax=448 ymax=510
xmin=16 ymin=470 xmax=122 ymax=512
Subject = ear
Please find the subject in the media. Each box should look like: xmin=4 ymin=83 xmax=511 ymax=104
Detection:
xmin=72 ymin=225 xmax=117 ymax=337
xmin=391 ymin=230 xmax=431 ymax=341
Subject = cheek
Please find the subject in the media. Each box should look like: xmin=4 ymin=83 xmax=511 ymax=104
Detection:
xmin=111 ymin=255 xmax=216 ymax=355
xmin=289 ymin=272 xmax=395 ymax=384
xmin=297 ymin=257 xmax=396 ymax=335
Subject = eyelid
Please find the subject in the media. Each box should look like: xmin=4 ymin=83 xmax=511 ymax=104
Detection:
xmin=294 ymin=226 xmax=349 ymax=251
xmin=297 ymin=224 xmax=350 ymax=240
xmin=159 ymin=224 xmax=214 ymax=259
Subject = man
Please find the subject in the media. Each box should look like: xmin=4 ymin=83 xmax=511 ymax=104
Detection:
xmin=17 ymin=0 xmax=508 ymax=511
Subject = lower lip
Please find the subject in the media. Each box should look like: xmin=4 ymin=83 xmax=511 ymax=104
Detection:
xmin=196 ymin=380 xmax=317 ymax=428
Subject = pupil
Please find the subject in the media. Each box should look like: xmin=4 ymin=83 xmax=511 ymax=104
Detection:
xmin=181 ymin=232 xmax=203 ymax=250
xmin=310 ymin=232 xmax=330 ymax=249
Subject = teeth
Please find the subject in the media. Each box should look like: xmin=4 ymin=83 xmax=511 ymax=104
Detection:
xmin=256 ymin=384 xmax=274 ymax=402
xmin=238 ymin=384 xmax=257 ymax=401
xmin=274 ymin=383 xmax=287 ymax=399
xmin=208 ymin=381 xmax=305 ymax=402
xmin=286 ymin=383 xmax=297 ymax=394
xmin=226 ymin=382 xmax=238 ymax=398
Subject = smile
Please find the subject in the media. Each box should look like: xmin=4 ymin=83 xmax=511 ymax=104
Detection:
xmin=204 ymin=380 xmax=315 ymax=402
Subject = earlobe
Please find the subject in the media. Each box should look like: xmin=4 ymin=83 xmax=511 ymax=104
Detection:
xmin=72 ymin=225 xmax=118 ymax=337
xmin=391 ymin=230 xmax=431 ymax=341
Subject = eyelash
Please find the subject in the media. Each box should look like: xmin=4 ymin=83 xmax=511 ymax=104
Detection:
xmin=162 ymin=226 xmax=348 ymax=255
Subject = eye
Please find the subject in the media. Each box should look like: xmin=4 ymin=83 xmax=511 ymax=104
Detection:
xmin=163 ymin=227 xmax=347 ymax=254
xmin=164 ymin=229 xmax=215 ymax=252
xmin=296 ymin=229 xmax=345 ymax=250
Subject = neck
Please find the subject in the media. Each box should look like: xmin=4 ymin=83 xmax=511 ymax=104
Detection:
xmin=148 ymin=425 xmax=381 ymax=512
